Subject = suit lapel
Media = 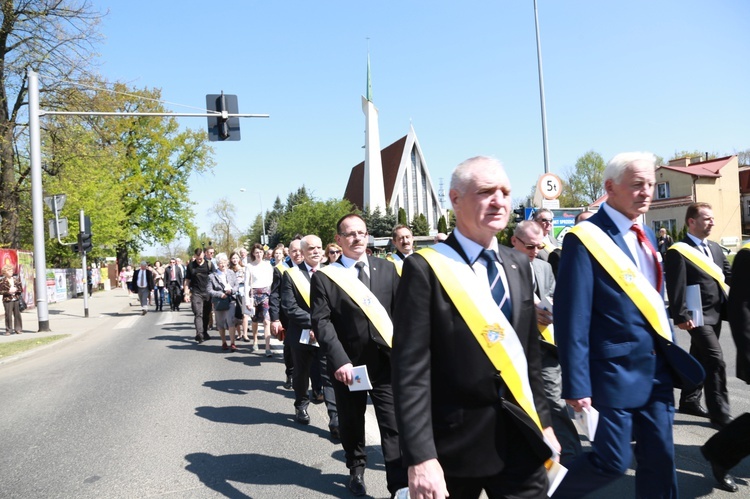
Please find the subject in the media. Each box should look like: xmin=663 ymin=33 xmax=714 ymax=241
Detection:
xmin=596 ymin=209 xmax=637 ymax=265
xmin=497 ymin=246 xmax=523 ymax=326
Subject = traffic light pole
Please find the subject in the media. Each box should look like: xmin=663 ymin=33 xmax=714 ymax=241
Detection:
xmin=79 ymin=209 xmax=89 ymax=318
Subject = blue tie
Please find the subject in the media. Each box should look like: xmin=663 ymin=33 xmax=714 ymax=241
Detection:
xmin=481 ymin=249 xmax=511 ymax=320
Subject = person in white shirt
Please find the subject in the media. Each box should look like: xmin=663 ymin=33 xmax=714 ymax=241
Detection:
xmin=245 ymin=243 xmax=275 ymax=356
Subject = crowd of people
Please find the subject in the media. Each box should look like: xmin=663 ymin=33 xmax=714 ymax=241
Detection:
xmin=117 ymin=152 xmax=750 ymax=499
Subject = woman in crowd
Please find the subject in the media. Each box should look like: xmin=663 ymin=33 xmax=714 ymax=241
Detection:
xmin=152 ymin=260 xmax=166 ymax=311
xmin=207 ymin=253 xmax=239 ymax=351
xmin=245 ymin=243 xmax=274 ymax=356
xmin=323 ymin=243 xmax=342 ymax=265
xmin=229 ymin=250 xmax=250 ymax=342
xmin=124 ymin=265 xmax=134 ymax=295
xmin=272 ymin=246 xmax=285 ymax=267
xmin=0 ymin=264 xmax=23 ymax=335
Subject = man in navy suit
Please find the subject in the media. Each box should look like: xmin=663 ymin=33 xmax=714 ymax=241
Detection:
xmin=554 ymin=151 xmax=704 ymax=498
xmin=393 ymin=157 xmax=558 ymax=499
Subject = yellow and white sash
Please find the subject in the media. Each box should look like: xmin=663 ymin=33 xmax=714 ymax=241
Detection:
xmin=317 ymin=264 xmax=393 ymax=347
xmin=537 ymin=318 xmax=555 ymax=345
xmin=571 ymin=222 xmax=673 ymax=341
xmin=276 ymin=261 xmax=291 ymax=273
xmin=668 ymin=242 xmax=730 ymax=298
xmin=385 ymin=254 xmax=404 ymax=276
xmin=419 ymin=244 xmax=543 ymax=430
xmin=286 ymin=266 xmax=311 ymax=308
xmin=743 ymin=241 xmax=750 ymax=251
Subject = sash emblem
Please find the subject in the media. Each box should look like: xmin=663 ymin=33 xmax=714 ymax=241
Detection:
xmin=621 ymin=269 xmax=636 ymax=285
xmin=483 ymin=324 xmax=505 ymax=346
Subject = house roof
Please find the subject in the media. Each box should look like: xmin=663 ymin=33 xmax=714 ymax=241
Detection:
xmin=343 ymin=135 xmax=407 ymax=210
xmin=657 ymin=155 xmax=735 ymax=178
xmin=649 ymin=195 xmax=694 ymax=209
xmin=740 ymin=166 xmax=750 ymax=194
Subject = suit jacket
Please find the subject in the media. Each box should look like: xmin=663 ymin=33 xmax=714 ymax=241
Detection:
xmin=165 ymin=265 xmax=184 ymax=288
xmin=281 ymin=264 xmax=316 ymax=349
xmin=665 ymin=236 xmax=731 ymax=326
xmin=392 ymin=234 xmax=552 ymax=478
xmin=269 ymin=264 xmax=291 ymax=328
xmin=311 ymin=255 xmax=399 ymax=374
xmin=129 ymin=269 xmax=154 ymax=292
xmin=729 ymin=248 xmax=750 ymax=383
xmin=530 ymin=257 xmax=555 ymax=301
xmin=555 ymin=209 xmax=704 ymax=408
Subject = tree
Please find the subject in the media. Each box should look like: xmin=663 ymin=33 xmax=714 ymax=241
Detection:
xmin=276 ymin=198 xmax=354 ymax=246
xmin=362 ymin=206 xmax=396 ymax=238
xmin=670 ymin=150 xmax=719 ymax=162
xmin=736 ymin=148 xmax=750 ymax=166
xmin=208 ymin=197 xmax=240 ymax=253
xmin=559 ymin=150 xmax=606 ymax=207
xmin=437 ymin=215 xmax=448 ymax=234
xmin=397 ymin=208 xmax=407 ymax=226
xmin=1 ymin=0 xmax=105 ymax=247
xmin=410 ymin=213 xmax=430 ymax=236
xmin=245 ymin=213 xmax=265 ymax=246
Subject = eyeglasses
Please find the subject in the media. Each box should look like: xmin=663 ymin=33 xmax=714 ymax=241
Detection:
xmin=515 ymin=236 xmax=545 ymax=250
xmin=537 ymin=218 xmax=553 ymax=224
xmin=328 ymin=250 xmax=341 ymax=255
xmin=339 ymin=231 xmax=368 ymax=239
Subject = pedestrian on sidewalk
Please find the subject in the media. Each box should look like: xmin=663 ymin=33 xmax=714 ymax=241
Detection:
xmin=185 ymin=248 xmax=214 ymax=343
xmin=0 ymin=264 xmax=23 ymax=335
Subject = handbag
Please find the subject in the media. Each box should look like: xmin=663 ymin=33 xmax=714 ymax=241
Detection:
xmin=234 ymin=295 xmax=244 ymax=319
xmin=213 ymin=295 xmax=231 ymax=311
xmin=19 ymin=296 xmax=27 ymax=312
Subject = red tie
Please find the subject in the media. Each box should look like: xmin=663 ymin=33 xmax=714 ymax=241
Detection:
xmin=630 ymin=224 xmax=663 ymax=291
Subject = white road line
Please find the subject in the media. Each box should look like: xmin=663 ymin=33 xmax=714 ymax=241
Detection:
xmin=114 ymin=316 xmax=139 ymax=330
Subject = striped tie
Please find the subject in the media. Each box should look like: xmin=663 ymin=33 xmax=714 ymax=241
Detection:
xmin=480 ymin=249 xmax=511 ymax=320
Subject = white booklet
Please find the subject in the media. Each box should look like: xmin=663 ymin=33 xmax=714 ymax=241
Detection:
xmin=348 ymin=365 xmax=373 ymax=391
xmin=686 ymin=284 xmax=704 ymax=327
xmin=299 ymin=329 xmax=319 ymax=347
xmin=573 ymin=406 xmax=599 ymax=441
xmin=544 ymin=433 xmax=568 ymax=496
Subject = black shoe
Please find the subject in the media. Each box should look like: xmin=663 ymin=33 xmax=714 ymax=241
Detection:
xmin=283 ymin=376 xmax=293 ymax=390
xmin=295 ymin=408 xmax=310 ymax=424
xmin=679 ymin=403 xmax=710 ymax=418
xmin=701 ymin=447 xmax=738 ymax=492
xmin=711 ymin=416 xmax=734 ymax=430
xmin=348 ymin=473 xmax=366 ymax=497
xmin=329 ymin=426 xmax=341 ymax=440
xmin=311 ymin=391 xmax=325 ymax=403
xmin=202 ymin=333 xmax=211 ymax=341
xmin=195 ymin=335 xmax=203 ymax=343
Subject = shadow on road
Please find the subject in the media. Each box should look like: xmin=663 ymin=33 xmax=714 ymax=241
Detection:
xmin=185 ymin=452 xmax=348 ymax=498
xmin=203 ymin=378 xmax=294 ymax=397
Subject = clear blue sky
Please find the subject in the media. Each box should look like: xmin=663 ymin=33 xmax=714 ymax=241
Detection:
xmin=87 ymin=0 xmax=750 ymax=246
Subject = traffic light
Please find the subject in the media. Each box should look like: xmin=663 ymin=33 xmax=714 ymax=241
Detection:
xmin=206 ymin=92 xmax=240 ymax=141
xmin=79 ymin=231 xmax=93 ymax=253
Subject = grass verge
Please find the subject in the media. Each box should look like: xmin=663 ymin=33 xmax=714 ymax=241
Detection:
xmin=0 ymin=335 xmax=71 ymax=359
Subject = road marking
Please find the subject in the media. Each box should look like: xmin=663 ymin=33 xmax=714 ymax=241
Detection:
xmin=114 ymin=316 xmax=139 ymax=330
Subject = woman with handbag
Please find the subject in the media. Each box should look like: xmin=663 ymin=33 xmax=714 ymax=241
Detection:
xmin=152 ymin=261 xmax=166 ymax=311
xmin=208 ymin=253 xmax=239 ymax=351
xmin=0 ymin=264 xmax=23 ymax=335
xmin=229 ymin=250 xmax=250 ymax=342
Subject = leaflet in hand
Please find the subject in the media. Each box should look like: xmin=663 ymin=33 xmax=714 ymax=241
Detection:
xmin=686 ymin=284 xmax=704 ymax=327
xmin=573 ymin=406 xmax=599 ymax=441
xmin=348 ymin=365 xmax=373 ymax=391
xmin=299 ymin=329 xmax=319 ymax=347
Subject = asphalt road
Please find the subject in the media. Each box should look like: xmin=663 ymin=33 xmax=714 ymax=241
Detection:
xmin=0 ymin=300 xmax=748 ymax=498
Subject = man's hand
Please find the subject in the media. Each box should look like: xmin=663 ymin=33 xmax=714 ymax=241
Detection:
xmin=542 ymin=426 xmax=561 ymax=461
xmin=408 ymin=459 xmax=449 ymax=499
xmin=309 ymin=330 xmax=317 ymax=344
xmin=566 ymin=397 xmax=591 ymax=412
xmin=677 ymin=320 xmax=695 ymax=330
xmin=270 ymin=320 xmax=281 ymax=336
xmin=536 ymin=306 xmax=553 ymax=326
xmin=183 ymin=290 xmax=190 ymax=303
xmin=334 ymin=363 xmax=355 ymax=385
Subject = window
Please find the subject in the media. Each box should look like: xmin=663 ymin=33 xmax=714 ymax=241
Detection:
xmin=745 ymin=199 xmax=750 ymax=218
xmin=652 ymin=219 xmax=676 ymax=233
xmin=656 ymin=182 xmax=670 ymax=200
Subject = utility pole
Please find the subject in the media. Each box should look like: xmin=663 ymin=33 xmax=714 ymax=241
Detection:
xmin=79 ymin=209 xmax=89 ymax=318
xmin=533 ymin=0 xmax=550 ymax=174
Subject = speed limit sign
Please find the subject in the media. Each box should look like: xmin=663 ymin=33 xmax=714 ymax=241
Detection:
xmin=537 ymin=173 xmax=562 ymax=201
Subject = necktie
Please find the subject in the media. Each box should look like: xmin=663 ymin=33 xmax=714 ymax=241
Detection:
xmin=355 ymin=261 xmax=370 ymax=289
xmin=630 ymin=224 xmax=663 ymax=291
xmin=701 ymin=242 xmax=711 ymax=258
xmin=139 ymin=270 xmax=146 ymax=287
xmin=480 ymin=249 xmax=511 ymax=320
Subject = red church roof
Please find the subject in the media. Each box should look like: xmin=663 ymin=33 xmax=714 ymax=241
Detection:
xmin=343 ymin=135 xmax=407 ymax=210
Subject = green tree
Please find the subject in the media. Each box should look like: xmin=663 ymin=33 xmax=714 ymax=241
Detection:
xmin=559 ymin=150 xmax=606 ymax=207
xmin=363 ymin=206 xmax=396 ymax=238
xmin=0 ymin=0 xmax=105 ymax=248
xmin=447 ymin=209 xmax=456 ymax=231
xmin=410 ymin=213 xmax=430 ymax=236
xmin=277 ymin=198 xmax=354 ymax=246
xmin=398 ymin=208 xmax=407 ymax=226
xmin=670 ymin=150 xmax=719 ymax=162
xmin=208 ymin=197 xmax=240 ymax=253
xmin=437 ymin=215 xmax=448 ymax=234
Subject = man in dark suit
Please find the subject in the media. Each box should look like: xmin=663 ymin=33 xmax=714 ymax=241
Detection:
xmin=311 ymin=214 xmax=407 ymax=497
xmin=511 ymin=220 xmax=581 ymax=466
xmin=130 ymin=261 xmax=154 ymax=316
xmin=665 ymin=202 xmax=732 ymax=428
xmin=270 ymin=238 xmax=302 ymax=389
xmin=165 ymin=258 xmax=184 ymax=311
xmin=281 ymin=235 xmax=338 ymax=438
xmin=554 ymin=152 xmax=704 ymax=498
xmin=700 ymin=242 xmax=750 ymax=493
xmin=393 ymin=156 xmax=559 ymax=499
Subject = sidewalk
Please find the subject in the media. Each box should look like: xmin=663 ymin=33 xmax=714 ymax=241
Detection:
xmin=0 ymin=287 xmax=138 ymax=347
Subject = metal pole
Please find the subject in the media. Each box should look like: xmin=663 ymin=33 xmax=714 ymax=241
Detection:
xmin=533 ymin=0 xmax=550 ymax=174
xmin=29 ymin=71 xmax=51 ymax=331
xmin=80 ymin=209 xmax=89 ymax=318
xmin=260 ymin=194 xmax=267 ymax=246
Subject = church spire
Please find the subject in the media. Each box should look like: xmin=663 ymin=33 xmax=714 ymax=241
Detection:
xmin=366 ymin=48 xmax=372 ymax=102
